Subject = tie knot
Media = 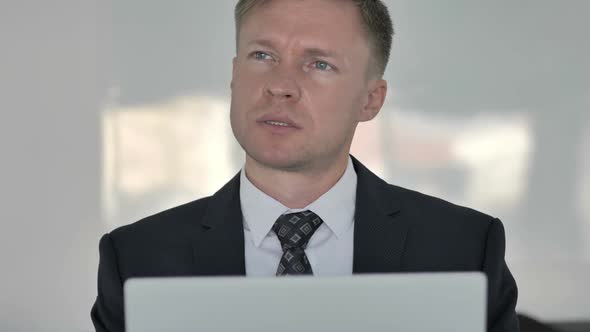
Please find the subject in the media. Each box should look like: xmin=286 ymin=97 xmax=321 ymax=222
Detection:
xmin=272 ymin=210 xmax=323 ymax=250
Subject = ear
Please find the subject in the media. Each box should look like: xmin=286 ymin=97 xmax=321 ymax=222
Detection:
xmin=358 ymin=79 xmax=387 ymax=122
xmin=230 ymin=56 xmax=237 ymax=89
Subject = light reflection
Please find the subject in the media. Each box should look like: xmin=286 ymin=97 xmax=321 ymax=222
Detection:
xmin=102 ymin=94 xmax=239 ymax=229
xmin=452 ymin=113 xmax=531 ymax=210
xmin=353 ymin=110 xmax=532 ymax=214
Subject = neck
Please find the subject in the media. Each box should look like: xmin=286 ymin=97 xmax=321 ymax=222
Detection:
xmin=244 ymin=155 xmax=350 ymax=209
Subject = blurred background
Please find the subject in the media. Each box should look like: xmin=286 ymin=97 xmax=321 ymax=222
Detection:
xmin=1 ymin=0 xmax=588 ymax=331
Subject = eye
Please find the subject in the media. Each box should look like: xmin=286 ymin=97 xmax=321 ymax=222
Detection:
xmin=251 ymin=51 xmax=272 ymax=61
xmin=313 ymin=61 xmax=333 ymax=71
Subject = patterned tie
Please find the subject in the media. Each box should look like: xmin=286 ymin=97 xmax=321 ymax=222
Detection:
xmin=272 ymin=210 xmax=323 ymax=276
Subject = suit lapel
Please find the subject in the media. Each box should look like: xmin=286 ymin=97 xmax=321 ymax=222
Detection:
xmin=191 ymin=172 xmax=246 ymax=276
xmin=351 ymin=156 xmax=410 ymax=273
xmin=190 ymin=156 xmax=409 ymax=275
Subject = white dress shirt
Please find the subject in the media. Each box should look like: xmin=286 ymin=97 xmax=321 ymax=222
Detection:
xmin=240 ymin=157 xmax=357 ymax=276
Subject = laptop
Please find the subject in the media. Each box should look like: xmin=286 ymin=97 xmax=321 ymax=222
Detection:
xmin=125 ymin=272 xmax=487 ymax=332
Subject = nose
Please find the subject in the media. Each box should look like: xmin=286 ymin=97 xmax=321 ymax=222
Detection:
xmin=264 ymin=68 xmax=301 ymax=102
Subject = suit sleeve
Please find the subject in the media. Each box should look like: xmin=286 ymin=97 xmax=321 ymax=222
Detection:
xmin=91 ymin=233 xmax=125 ymax=332
xmin=483 ymin=218 xmax=520 ymax=332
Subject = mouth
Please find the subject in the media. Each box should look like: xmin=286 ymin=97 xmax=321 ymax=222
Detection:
xmin=256 ymin=113 xmax=300 ymax=129
xmin=263 ymin=120 xmax=293 ymax=127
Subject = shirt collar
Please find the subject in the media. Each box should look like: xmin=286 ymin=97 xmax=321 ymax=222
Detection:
xmin=240 ymin=157 xmax=357 ymax=247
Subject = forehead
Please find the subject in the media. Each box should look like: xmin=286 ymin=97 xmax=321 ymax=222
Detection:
xmin=238 ymin=0 xmax=369 ymax=53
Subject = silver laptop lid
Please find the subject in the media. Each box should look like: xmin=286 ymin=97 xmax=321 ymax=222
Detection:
xmin=125 ymin=272 xmax=486 ymax=332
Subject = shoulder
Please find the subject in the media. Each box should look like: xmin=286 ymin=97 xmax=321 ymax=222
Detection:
xmin=108 ymin=195 xmax=211 ymax=245
xmin=352 ymin=155 xmax=495 ymax=232
xmin=394 ymin=184 xmax=493 ymax=221
xmin=381 ymin=184 xmax=502 ymax=269
xmin=98 ymin=196 xmax=214 ymax=277
xmin=382 ymin=182 xmax=496 ymax=237
xmin=105 ymin=171 xmax=241 ymax=253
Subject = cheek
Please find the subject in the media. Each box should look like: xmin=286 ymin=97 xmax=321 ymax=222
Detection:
xmin=307 ymin=82 xmax=364 ymax=126
xmin=231 ymin=74 xmax=260 ymax=118
xmin=232 ymin=67 xmax=260 ymax=98
xmin=233 ymin=76 xmax=255 ymax=97
xmin=230 ymin=69 xmax=263 ymax=131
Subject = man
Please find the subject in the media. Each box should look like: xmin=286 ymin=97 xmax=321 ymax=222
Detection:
xmin=91 ymin=0 xmax=519 ymax=331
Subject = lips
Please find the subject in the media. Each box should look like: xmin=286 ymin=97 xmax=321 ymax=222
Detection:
xmin=256 ymin=114 xmax=300 ymax=129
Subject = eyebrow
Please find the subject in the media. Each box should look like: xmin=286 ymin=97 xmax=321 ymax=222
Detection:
xmin=247 ymin=39 xmax=341 ymax=59
xmin=303 ymin=48 xmax=339 ymax=59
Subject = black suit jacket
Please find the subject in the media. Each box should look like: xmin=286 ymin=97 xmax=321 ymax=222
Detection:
xmin=91 ymin=156 xmax=519 ymax=332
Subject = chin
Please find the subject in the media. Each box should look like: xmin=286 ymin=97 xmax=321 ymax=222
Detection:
xmin=248 ymin=149 xmax=311 ymax=172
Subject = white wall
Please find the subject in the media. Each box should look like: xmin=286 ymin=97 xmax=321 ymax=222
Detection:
xmin=1 ymin=1 xmax=109 ymax=331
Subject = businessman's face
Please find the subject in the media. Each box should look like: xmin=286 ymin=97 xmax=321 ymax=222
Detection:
xmin=230 ymin=0 xmax=386 ymax=173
